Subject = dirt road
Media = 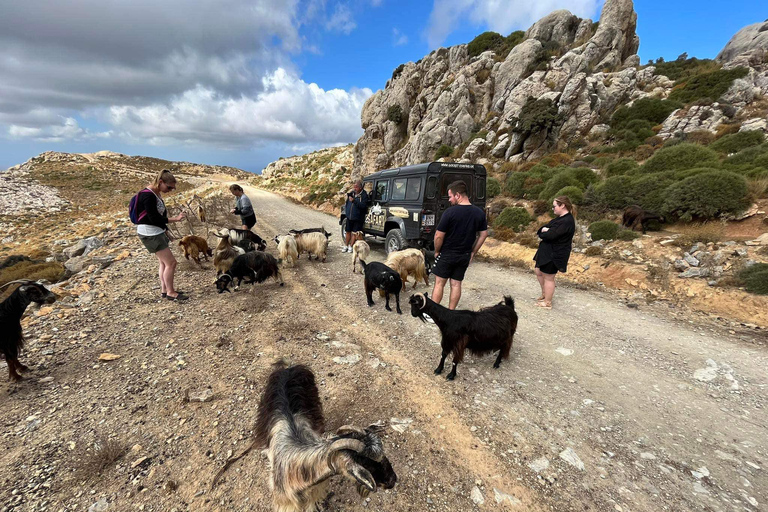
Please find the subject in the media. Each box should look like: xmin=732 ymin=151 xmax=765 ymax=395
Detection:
xmin=2 ymin=187 xmax=766 ymax=512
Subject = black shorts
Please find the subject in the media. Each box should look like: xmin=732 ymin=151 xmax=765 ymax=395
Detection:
xmin=536 ymin=261 xmax=559 ymax=275
xmin=242 ymin=214 xmax=257 ymax=229
xmin=346 ymin=218 xmax=364 ymax=233
xmin=432 ymin=252 xmax=471 ymax=281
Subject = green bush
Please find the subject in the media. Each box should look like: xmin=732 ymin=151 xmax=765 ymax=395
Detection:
xmin=589 ymin=220 xmax=621 ymax=241
xmin=493 ymin=207 xmax=533 ymax=232
xmin=554 ymin=186 xmax=584 ymax=204
xmin=593 ymin=176 xmax=635 ymax=208
xmin=513 ymin=97 xmax=562 ymax=135
xmin=662 ymin=170 xmax=750 ymax=220
xmin=528 ymin=164 xmax=558 ymax=181
xmin=630 ymin=173 xmax=676 ymax=212
xmin=505 ymin=172 xmax=529 ymax=197
xmin=567 ymin=167 xmax=600 ymax=188
xmin=740 ymin=263 xmax=768 ymax=295
xmin=709 ymin=130 xmax=765 ymax=154
xmin=724 ymin=143 xmax=768 ymax=167
xmin=434 ymin=144 xmax=454 ymax=160
xmin=611 ymin=98 xmax=682 ymax=130
xmin=467 ymin=30 xmax=525 ymax=58
xmin=641 ymin=143 xmax=720 ymax=173
xmin=668 ymin=67 xmax=749 ymax=104
xmin=605 ymin=158 xmax=639 ymax=177
xmin=617 ymin=229 xmax=640 ymax=241
xmin=387 ymin=105 xmax=404 ymax=124
xmin=651 ymin=57 xmax=719 ymax=81
xmin=538 ymin=171 xmax=582 ymax=201
xmin=487 ymin=177 xmax=501 ymax=198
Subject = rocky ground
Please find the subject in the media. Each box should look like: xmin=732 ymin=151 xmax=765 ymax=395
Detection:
xmin=2 ymin=186 xmax=766 ymax=512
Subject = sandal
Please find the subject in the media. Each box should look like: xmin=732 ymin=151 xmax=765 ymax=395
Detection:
xmin=536 ymin=296 xmax=545 ymax=302
xmin=535 ymin=301 xmax=552 ymax=309
xmin=162 ymin=290 xmax=186 ymax=298
xmin=166 ymin=293 xmax=189 ymax=301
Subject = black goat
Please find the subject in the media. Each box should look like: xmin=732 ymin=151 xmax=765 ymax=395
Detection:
xmin=409 ymin=293 xmax=517 ymax=380
xmin=215 ymin=251 xmax=283 ymax=293
xmin=221 ymin=227 xmax=268 ymax=251
xmin=211 ymin=361 xmax=397 ymax=510
xmin=622 ymin=205 xmax=665 ymax=234
xmin=360 ymin=260 xmax=402 ymax=314
xmin=235 ymin=239 xmax=257 ymax=253
xmin=289 ymin=227 xmax=331 ymax=239
xmin=1 ymin=281 xmax=56 ymax=381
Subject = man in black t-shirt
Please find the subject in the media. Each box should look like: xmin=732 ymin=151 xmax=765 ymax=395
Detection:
xmin=431 ymin=180 xmax=488 ymax=310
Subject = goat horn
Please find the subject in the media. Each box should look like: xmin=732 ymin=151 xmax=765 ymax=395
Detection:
xmin=336 ymin=425 xmax=366 ymax=436
xmin=329 ymin=438 xmax=366 ymax=453
xmin=0 ymin=280 xmax=33 ymax=290
xmin=415 ymin=292 xmax=427 ymax=310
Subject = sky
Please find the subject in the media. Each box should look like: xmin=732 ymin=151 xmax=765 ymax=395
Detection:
xmin=0 ymin=0 xmax=763 ymax=174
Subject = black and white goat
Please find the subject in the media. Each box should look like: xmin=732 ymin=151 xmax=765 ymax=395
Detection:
xmin=0 ymin=280 xmax=56 ymax=381
xmin=360 ymin=260 xmax=402 ymax=314
xmin=215 ymin=251 xmax=284 ymax=293
xmin=211 ymin=361 xmax=397 ymax=511
xmin=289 ymin=227 xmax=331 ymax=240
xmin=409 ymin=293 xmax=517 ymax=380
xmin=221 ymin=227 xmax=268 ymax=252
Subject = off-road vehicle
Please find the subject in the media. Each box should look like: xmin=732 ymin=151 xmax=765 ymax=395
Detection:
xmin=340 ymin=162 xmax=487 ymax=253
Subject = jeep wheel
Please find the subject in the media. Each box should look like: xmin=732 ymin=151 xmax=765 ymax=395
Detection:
xmin=385 ymin=229 xmax=407 ymax=254
xmin=340 ymin=218 xmax=347 ymax=240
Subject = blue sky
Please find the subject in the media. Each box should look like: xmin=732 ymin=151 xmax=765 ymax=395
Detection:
xmin=0 ymin=0 xmax=763 ymax=174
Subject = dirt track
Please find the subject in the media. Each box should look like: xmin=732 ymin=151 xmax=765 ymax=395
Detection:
xmin=2 ymin=187 xmax=766 ymax=512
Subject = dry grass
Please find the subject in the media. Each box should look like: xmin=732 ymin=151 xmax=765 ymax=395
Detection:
xmin=747 ymin=177 xmax=768 ymax=199
xmin=515 ymin=233 xmax=540 ymax=249
xmin=0 ymin=260 xmax=65 ymax=289
xmin=584 ymin=246 xmax=603 ymax=256
xmin=671 ymin=222 xmax=725 ymax=248
xmin=72 ymin=436 xmax=127 ymax=481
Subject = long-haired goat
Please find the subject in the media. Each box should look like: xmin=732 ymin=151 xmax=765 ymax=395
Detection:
xmin=215 ymin=251 xmax=284 ymax=293
xmin=213 ymin=229 xmax=246 ymax=276
xmin=289 ymin=227 xmax=332 ymax=240
xmin=294 ymin=232 xmax=329 ymax=262
xmin=352 ymin=238 xmax=370 ymax=274
xmin=622 ymin=205 xmax=665 ymax=234
xmin=361 ymin=260 xmax=402 ymax=314
xmin=221 ymin=227 xmax=268 ymax=252
xmin=211 ymin=362 xmax=397 ymax=511
xmin=0 ymin=281 xmax=56 ymax=381
xmin=409 ymin=293 xmax=517 ymax=381
xmin=385 ymin=248 xmax=429 ymax=291
xmin=179 ymin=235 xmax=213 ymax=266
xmin=274 ymin=235 xmax=299 ymax=268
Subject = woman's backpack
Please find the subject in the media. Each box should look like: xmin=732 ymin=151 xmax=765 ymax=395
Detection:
xmin=129 ymin=188 xmax=152 ymax=224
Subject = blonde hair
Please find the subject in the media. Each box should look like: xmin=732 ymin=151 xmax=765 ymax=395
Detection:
xmin=154 ymin=169 xmax=176 ymax=187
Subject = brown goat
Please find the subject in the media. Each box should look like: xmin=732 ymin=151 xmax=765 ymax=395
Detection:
xmin=622 ymin=205 xmax=665 ymax=234
xmin=179 ymin=235 xmax=212 ymax=266
xmin=385 ymin=248 xmax=429 ymax=291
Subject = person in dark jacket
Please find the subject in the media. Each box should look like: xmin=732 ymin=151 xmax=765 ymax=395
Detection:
xmin=533 ymin=195 xmax=576 ymax=310
xmin=342 ymin=179 xmax=370 ymax=252
xmin=136 ymin=169 xmax=188 ymax=301
xmin=229 ymin=184 xmax=256 ymax=230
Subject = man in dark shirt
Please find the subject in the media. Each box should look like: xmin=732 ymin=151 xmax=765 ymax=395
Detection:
xmin=431 ymin=180 xmax=488 ymax=309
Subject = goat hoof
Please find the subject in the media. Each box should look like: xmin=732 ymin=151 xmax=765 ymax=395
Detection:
xmin=396 ymin=309 xmax=402 ymax=315
xmin=385 ymin=306 xmax=392 ymax=312
xmin=434 ymin=368 xmax=443 ymax=375
xmin=493 ymin=363 xmax=501 ymax=369
xmin=17 ymin=364 xmax=29 ymax=373
xmin=446 ymin=373 xmax=456 ymax=381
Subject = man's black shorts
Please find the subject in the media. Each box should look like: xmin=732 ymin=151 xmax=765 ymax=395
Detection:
xmin=345 ymin=218 xmax=364 ymax=233
xmin=242 ymin=214 xmax=257 ymax=229
xmin=432 ymin=252 xmax=471 ymax=281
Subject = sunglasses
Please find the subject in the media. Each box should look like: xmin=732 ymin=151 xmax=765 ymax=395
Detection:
xmin=165 ymin=183 xmax=176 ymax=190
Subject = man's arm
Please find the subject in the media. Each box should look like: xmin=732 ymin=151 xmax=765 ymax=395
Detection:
xmin=433 ymin=230 xmax=445 ymax=257
xmin=470 ymin=230 xmax=488 ymax=263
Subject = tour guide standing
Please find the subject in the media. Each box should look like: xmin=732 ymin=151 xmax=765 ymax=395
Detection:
xmin=431 ymin=180 xmax=488 ymax=309
xmin=342 ymin=179 xmax=370 ymax=252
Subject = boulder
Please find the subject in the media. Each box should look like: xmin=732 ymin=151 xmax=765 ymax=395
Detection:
xmin=716 ymin=21 xmax=768 ymax=63
xmin=63 ymin=237 xmax=103 ymax=259
xmin=526 ymin=10 xmax=587 ymax=46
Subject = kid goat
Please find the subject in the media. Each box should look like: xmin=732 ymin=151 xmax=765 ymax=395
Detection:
xmin=0 ymin=280 xmax=56 ymax=381
xmin=409 ymin=292 xmax=517 ymax=380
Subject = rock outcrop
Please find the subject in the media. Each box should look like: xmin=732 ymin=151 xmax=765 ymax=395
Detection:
xmin=717 ymin=20 xmax=768 ymax=65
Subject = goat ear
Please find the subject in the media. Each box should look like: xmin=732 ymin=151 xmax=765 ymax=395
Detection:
xmin=346 ymin=464 xmax=376 ymax=493
xmin=424 ymin=292 xmax=428 ymax=298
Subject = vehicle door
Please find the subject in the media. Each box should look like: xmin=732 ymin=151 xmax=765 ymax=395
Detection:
xmin=436 ymin=172 xmax=474 ymax=225
xmin=365 ymin=178 xmax=389 ymax=234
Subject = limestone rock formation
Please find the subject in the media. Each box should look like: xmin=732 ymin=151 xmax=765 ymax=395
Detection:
xmin=717 ymin=20 xmax=768 ymax=65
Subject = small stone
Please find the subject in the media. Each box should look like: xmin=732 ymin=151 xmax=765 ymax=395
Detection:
xmin=186 ymin=388 xmax=214 ymax=402
xmin=528 ymin=457 xmax=549 ymax=473
xmin=470 ymin=486 xmax=484 ymax=505
xmin=555 ymin=347 xmax=573 ymax=356
xmin=691 ymin=467 xmax=709 ymax=479
xmin=559 ymin=447 xmax=584 ymax=470
xmin=88 ymin=498 xmax=109 ymax=512
xmin=493 ymin=488 xmax=521 ymax=505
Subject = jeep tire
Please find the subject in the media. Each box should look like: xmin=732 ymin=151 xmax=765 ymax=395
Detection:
xmin=339 ymin=218 xmax=347 ymax=241
xmin=385 ymin=229 xmax=407 ymax=254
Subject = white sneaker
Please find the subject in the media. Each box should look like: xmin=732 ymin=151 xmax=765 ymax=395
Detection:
xmin=341 ymin=246 xmax=349 ymax=253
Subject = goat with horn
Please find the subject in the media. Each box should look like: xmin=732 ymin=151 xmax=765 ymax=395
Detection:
xmin=211 ymin=361 xmax=397 ymax=511
xmin=1 ymin=280 xmax=56 ymax=381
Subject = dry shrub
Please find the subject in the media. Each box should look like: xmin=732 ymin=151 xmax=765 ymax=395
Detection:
xmin=541 ymin=152 xmax=573 ymax=166
xmin=517 ymin=161 xmax=538 ymax=172
xmin=26 ymin=248 xmax=51 ymax=260
xmin=73 ymin=436 xmax=127 ymax=480
xmin=532 ymin=200 xmax=550 ymax=215
xmin=634 ymin=144 xmax=655 ymax=160
xmin=516 ymin=233 xmax=540 ymax=249
xmin=647 ymin=264 xmax=671 ymax=291
xmin=672 ymin=222 xmax=725 ymax=248
xmin=685 ymin=130 xmax=715 ymax=145
xmin=715 ymin=123 xmax=740 ymax=139
xmin=492 ymin=226 xmax=516 ymax=242
xmin=747 ymin=177 xmax=768 ymax=199
xmin=584 ymin=246 xmax=603 ymax=256
xmin=0 ymin=260 xmax=66 ymax=288
xmin=499 ymin=161 xmax=519 ymax=173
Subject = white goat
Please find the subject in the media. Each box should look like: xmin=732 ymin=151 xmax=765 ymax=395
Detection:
xmin=274 ymin=234 xmax=299 ymax=267
xmin=294 ymin=232 xmax=329 ymax=262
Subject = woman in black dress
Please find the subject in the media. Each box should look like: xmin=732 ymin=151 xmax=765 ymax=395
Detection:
xmin=533 ymin=195 xmax=576 ymax=309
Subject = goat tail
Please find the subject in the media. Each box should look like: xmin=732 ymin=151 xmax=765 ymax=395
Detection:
xmin=359 ymin=259 xmax=367 ymax=270
xmin=210 ymin=437 xmax=260 ymax=489
xmin=503 ymin=296 xmax=515 ymax=310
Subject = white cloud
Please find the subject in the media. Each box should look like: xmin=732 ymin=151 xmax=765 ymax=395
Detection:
xmin=392 ymin=28 xmax=409 ymax=46
xmin=326 ymin=4 xmax=357 ymax=34
xmin=8 ymin=117 xmax=111 ymax=142
xmin=105 ymin=69 xmax=371 ymax=148
xmin=426 ymin=0 xmax=603 ymax=48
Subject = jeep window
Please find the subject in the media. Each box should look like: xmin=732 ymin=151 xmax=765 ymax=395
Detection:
xmin=441 ymin=173 xmax=473 ymax=197
xmin=476 ymin=178 xmax=486 ymax=200
xmin=375 ymin=180 xmax=389 ymax=202
xmin=426 ymin=176 xmax=437 ymax=199
xmin=406 ymin=178 xmax=422 ymax=200
xmin=392 ymin=178 xmax=407 ymax=201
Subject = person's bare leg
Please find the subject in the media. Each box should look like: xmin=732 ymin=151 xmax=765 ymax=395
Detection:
xmin=156 ymin=248 xmax=178 ymax=297
xmin=543 ymin=274 xmax=556 ymax=302
xmin=448 ymin=279 xmax=462 ymax=310
xmin=431 ymin=276 xmax=448 ymax=305
xmin=158 ymin=258 xmax=167 ymax=295
xmin=534 ymin=267 xmax=546 ymax=300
